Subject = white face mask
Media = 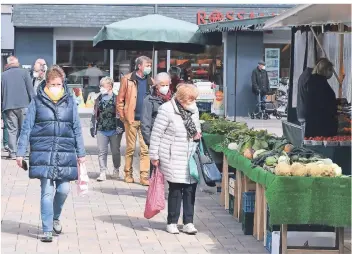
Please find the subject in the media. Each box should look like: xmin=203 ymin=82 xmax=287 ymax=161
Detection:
xmin=100 ymin=87 xmax=109 ymax=95
xmin=159 ymin=86 xmax=169 ymax=95
xmin=49 ymin=86 xmax=62 ymax=96
xmin=261 ymin=66 xmax=266 ymax=70
xmin=185 ymin=102 xmax=197 ymax=113
xmin=33 ymin=71 xmax=39 ymax=78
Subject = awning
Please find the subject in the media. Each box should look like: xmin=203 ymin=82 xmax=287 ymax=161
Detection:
xmin=198 ymin=16 xmax=276 ymax=33
xmin=263 ymin=4 xmax=352 ymax=29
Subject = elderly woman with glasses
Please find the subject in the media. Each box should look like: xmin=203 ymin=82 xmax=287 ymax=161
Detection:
xmin=149 ymin=83 xmax=201 ymax=235
xmin=16 ymin=65 xmax=86 ymax=242
xmin=90 ymin=76 xmax=124 ymax=182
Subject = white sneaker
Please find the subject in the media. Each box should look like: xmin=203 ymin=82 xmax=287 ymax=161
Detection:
xmin=166 ymin=224 xmax=179 ymax=234
xmin=112 ymin=168 xmax=119 ymax=178
xmin=182 ymin=223 xmax=198 ymax=234
xmin=97 ymin=172 xmax=106 ymax=182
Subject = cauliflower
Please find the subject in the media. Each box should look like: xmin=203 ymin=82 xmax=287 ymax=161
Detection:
xmin=308 ymin=163 xmax=335 ymax=177
xmin=331 ymin=163 xmax=342 ymax=177
xmin=290 ymin=162 xmax=308 ymax=176
xmin=228 ymin=142 xmax=239 ymax=151
xmin=320 ymin=164 xmax=335 ymax=177
xmin=278 ymin=155 xmax=290 ymax=164
xmin=275 ymin=163 xmax=291 ymax=176
xmin=306 ymin=163 xmax=322 ymax=177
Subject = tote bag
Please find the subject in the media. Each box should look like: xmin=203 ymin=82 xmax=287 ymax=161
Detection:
xmin=144 ymin=166 xmax=165 ymax=219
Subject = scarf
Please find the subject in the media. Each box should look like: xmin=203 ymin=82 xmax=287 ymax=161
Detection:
xmin=175 ymin=99 xmax=198 ymax=139
xmin=44 ymin=87 xmax=65 ymax=103
xmin=155 ymin=88 xmax=172 ymax=102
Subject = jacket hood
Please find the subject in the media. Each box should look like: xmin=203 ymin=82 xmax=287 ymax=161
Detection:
xmin=37 ymin=80 xmax=70 ymax=104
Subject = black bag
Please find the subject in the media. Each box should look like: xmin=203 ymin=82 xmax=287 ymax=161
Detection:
xmin=197 ymin=138 xmax=222 ymax=186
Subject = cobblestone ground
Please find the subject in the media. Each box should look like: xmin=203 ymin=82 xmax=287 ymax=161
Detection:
xmin=1 ymin=118 xmax=350 ymax=254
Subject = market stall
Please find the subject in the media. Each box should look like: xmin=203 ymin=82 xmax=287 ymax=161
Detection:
xmin=200 ymin=118 xmax=351 ymax=253
xmin=263 ymin=4 xmax=352 ymax=176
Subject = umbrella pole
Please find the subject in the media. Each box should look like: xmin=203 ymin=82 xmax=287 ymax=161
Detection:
xmin=152 ymin=45 xmax=157 ymax=79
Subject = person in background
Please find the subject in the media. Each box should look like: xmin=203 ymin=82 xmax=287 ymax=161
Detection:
xmin=33 ymin=58 xmax=47 ymax=95
xmin=117 ymin=56 xmax=154 ymax=186
xmin=1 ymin=56 xmax=34 ymax=160
xmin=304 ymin=58 xmax=338 ymax=138
xmin=16 ymin=65 xmax=86 ymax=243
xmin=90 ymin=77 xmax=124 ymax=182
xmin=141 ymin=72 xmax=172 ymax=176
xmin=149 ymin=84 xmax=202 ymax=235
xmin=251 ymin=60 xmax=270 ymax=105
xmin=168 ymin=66 xmax=182 ymax=94
xmin=1 ymin=63 xmax=9 ymax=152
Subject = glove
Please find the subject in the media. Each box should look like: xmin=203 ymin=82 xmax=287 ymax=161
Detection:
xmin=90 ymin=128 xmax=95 ymax=138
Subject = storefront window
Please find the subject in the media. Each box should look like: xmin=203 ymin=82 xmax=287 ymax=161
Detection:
xmin=170 ymin=46 xmax=223 ymax=87
xmin=56 ymin=40 xmax=110 ymax=102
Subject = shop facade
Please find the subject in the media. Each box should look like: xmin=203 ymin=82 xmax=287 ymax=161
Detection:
xmin=1 ymin=5 xmax=15 ymax=72
xmin=12 ymin=4 xmax=292 ymax=113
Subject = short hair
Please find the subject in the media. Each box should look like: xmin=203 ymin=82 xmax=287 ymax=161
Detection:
xmin=45 ymin=65 xmax=66 ymax=83
xmin=155 ymin=72 xmax=170 ymax=85
xmin=100 ymin=76 xmax=114 ymax=86
xmin=7 ymin=56 xmax=19 ymax=65
xmin=312 ymin=58 xmax=333 ymax=77
xmin=135 ymin=56 xmax=152 ymax=70
xmin=175 ymin=84 xmax=199 ymax=104
xmin=168 ymin=66 xmax=181 ymax=78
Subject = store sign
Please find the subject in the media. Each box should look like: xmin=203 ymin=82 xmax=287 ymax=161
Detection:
xmin=1 ymin=49 xmax=14 ymax=57
xmin=197 ymin=11 xmax=276 ymax=25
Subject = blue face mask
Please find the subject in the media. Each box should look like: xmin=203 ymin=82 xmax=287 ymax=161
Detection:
xmin=143 ymin=67 xmax=152 ymax=76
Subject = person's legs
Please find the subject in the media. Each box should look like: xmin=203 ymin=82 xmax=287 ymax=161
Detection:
xmin=5 ymin=109 xmax=19 ymax=158
xmin=2 ymin=112 xmax=9 ymax=149
xmin=124 ymin=122 xmax=138 ymax=182
xmin=40 ymin=178 xmax=55 ymax=233
xmin=109 ymin=133 xmax=122 ymax=172
xmin=53 ymin=180 xmax=70 ymax=222
xmin=97 ymin=132 xmax=109 ymax=181
xmin=182 ymin=183 xmax=197 ymax=225
xmin=167 ymin=182 xmax=183 ymax=225
xmin=136 ymin=121 xmax=150 ymax=185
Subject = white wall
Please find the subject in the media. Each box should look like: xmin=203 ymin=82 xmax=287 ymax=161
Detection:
xmin=1 ymin=14 xmax=14 ymax=49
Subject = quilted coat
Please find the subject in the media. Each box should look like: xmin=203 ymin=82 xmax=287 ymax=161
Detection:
xmin=16 ymin=82 xmax=86 ymax=181
xmin=149 ymin=98 xmax=201 ymax=184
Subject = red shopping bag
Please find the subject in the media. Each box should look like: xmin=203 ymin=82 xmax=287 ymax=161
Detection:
xmin=144 ymin=166 xmax=165 ymax=219
xmin=76 ymin=162 xmax=89 ymax=196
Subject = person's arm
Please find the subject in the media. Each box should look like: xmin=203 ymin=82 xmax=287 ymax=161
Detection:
xmin=149 ymin=105 xmax=169 ymax=161
xmin=141 ymin=98 xmax=153 ymax=146
xmin=89 ymin=98 xmax=99 ymax=138
xmin=117 ymin=76 xmax=127 ymax=121
xmin=265 ymin=72 xmax=270 ymax=92
xmin=251 ymin=70 xmax=259 ymax=94
xmin=17 ymin=100 xmax=36 ymax=157
xmin=24 ymin=71 xmax=35 ymax=101
xmin=72 ymin=99 xmax=86 ymax=158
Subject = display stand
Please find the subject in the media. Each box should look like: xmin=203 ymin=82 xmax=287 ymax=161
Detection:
xmin=253 ymin=183 xmax=265 ymax=241
xmin=280 ymin=225 xmax=345 ymax=254
xmin=220 ymin=155 xmax=229 ymax=208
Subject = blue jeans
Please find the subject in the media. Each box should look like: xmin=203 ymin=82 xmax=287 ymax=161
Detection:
xmin=40 ymin=179 xmax=70 ymax=232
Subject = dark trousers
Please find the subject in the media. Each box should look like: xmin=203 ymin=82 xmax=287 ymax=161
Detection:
xmin=167 ymin=181 xmax=197 ymax=225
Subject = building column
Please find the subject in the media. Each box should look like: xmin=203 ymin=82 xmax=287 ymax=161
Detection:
xmin=222 ymin=32 xmax=228 ymax=118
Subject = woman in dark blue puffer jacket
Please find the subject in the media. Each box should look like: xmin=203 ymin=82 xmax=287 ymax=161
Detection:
xmin=16 ymin=65 xmax=86 ymax=242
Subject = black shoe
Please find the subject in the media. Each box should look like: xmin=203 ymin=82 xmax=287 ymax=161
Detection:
xmin=41 ymin=232 xmax=53 ymax=242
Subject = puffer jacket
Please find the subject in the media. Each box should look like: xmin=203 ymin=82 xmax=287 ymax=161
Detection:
xmin=16 ymin=82 xmax=86 ymax=181
xmin=149 ymin=98 xmax=201 ymax=184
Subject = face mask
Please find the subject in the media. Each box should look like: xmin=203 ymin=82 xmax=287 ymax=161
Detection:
xmin=261 ymin=66 xmax=266 ymax=70
xmin=185 ymin=102 xmax=197 ymax=112
xmin=100 ymin=87 xmax=109 ymax=95
xmin=33 ymin=71 xmax=39 ymax=78
xmin=143 ymin=67 xmax=152 ymax=76
xmin=49 ymin=86 xmax=62 ymax=96
xmin=159 ymin=86 xmax=169 ymax=95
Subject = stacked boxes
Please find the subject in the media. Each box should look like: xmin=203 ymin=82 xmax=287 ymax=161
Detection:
xmin=241 ymin=191 xmax=255 ymax=235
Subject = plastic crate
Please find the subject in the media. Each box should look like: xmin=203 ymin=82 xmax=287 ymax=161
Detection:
xmin=265 ymin=231 xmax=272 ymax=253
xmin=242 ymin=191 xmax=255 ymax=213
xmin=197 ymin=102 xmax=212 ymax=113
xmin=240 ymin=210 xmax=254 ymax=235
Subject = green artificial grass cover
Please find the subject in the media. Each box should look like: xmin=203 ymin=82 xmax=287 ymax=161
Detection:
xmin=203 ymin=133 xmax=351 ymax=227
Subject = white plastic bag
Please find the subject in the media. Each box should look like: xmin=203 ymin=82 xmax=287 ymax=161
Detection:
xmin=77 ymin=162 xmax=89 ymax=196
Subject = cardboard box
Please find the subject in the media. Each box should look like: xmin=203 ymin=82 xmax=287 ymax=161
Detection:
xmin=229 ymin=186 xmax=235 ymax=196
xmin=229 ymin=178 xmax=235 ymax=189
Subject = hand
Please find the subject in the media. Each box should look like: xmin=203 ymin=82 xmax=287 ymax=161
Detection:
xmin=193 ymin=132 xmax=202 ymax=140
xmin=77 ymin=157 xmax=86 ymax=164
xmin=16 ymin=157 xmax=23 ymax=168
xmin=90 ymin=128 xmax=95 ymax=138
xmin=151 ymin=160 xmax=159 ymax=167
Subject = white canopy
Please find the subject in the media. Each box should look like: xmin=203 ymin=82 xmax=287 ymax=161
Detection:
xmin=263 ymin=4 xmax=351 ymax=29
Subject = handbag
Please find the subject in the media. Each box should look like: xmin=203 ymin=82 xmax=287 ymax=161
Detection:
xmin=144 ymin=166 xmax=165 ymax=219
xmin=76 ymin=162 xmax=89 ymax=196
xmin=189 ymin=143 xmax=200 ymax=182
xmin=198 ymin=138 xmax=222 ymax=186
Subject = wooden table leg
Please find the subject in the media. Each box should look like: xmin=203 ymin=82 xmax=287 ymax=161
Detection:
xmin=337 ymin=227 xmax=344 ymax=254
xmin=263 ymin=194 xmax=267 ymax=246
xmin=254 ymin=183 xmax=264 ymax=241
xmin=233 ymin=179 xmax=238 ymax=219
xmin=220 ymin=155 xmax=228 ymax=207
xmin=281 ymin=224 xmax=288 ymax=254
xmin=236 ymin=170 xmax=242 ymax=220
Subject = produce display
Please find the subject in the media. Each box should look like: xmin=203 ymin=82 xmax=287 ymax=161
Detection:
xmin=202 ymin=120 xmax=346 ymax=178
xmin=304 ymin=136 xmax=351 ymax=146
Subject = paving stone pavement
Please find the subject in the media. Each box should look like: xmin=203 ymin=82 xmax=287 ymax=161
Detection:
xmin=1 ymin=118 xmax=350 ymax=254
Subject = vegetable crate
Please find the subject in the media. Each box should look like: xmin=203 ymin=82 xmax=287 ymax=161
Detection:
xmin=240 ymin=210 xmax=254 ymax=235
xmin=242 ymin=191 xmax=255 ymax=213
xmin=265 ymin=231 xmax=272 ymax=253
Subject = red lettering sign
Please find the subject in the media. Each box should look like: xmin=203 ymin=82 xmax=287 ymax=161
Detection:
xmin=197 ymin=11 xmax=277 ymax=25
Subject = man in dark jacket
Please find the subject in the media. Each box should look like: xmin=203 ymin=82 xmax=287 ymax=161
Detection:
xmin=1 ymin=56 xmax=34 ymax=159
xmin=251 ymin=60 xmax=270 ymax=104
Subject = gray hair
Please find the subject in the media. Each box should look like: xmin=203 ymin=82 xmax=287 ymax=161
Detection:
xmin=7 ymin=56 xmax=19 ymax=65
xmin=312 ymin=58 xmax=333 ymax=77
xmin=155 ymin=72 xmax=171 ymax=85
xmin=135 ymin=56 xmax=152 ymax=70
xmin=100 ymin=76 xmax=114 ymax=86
